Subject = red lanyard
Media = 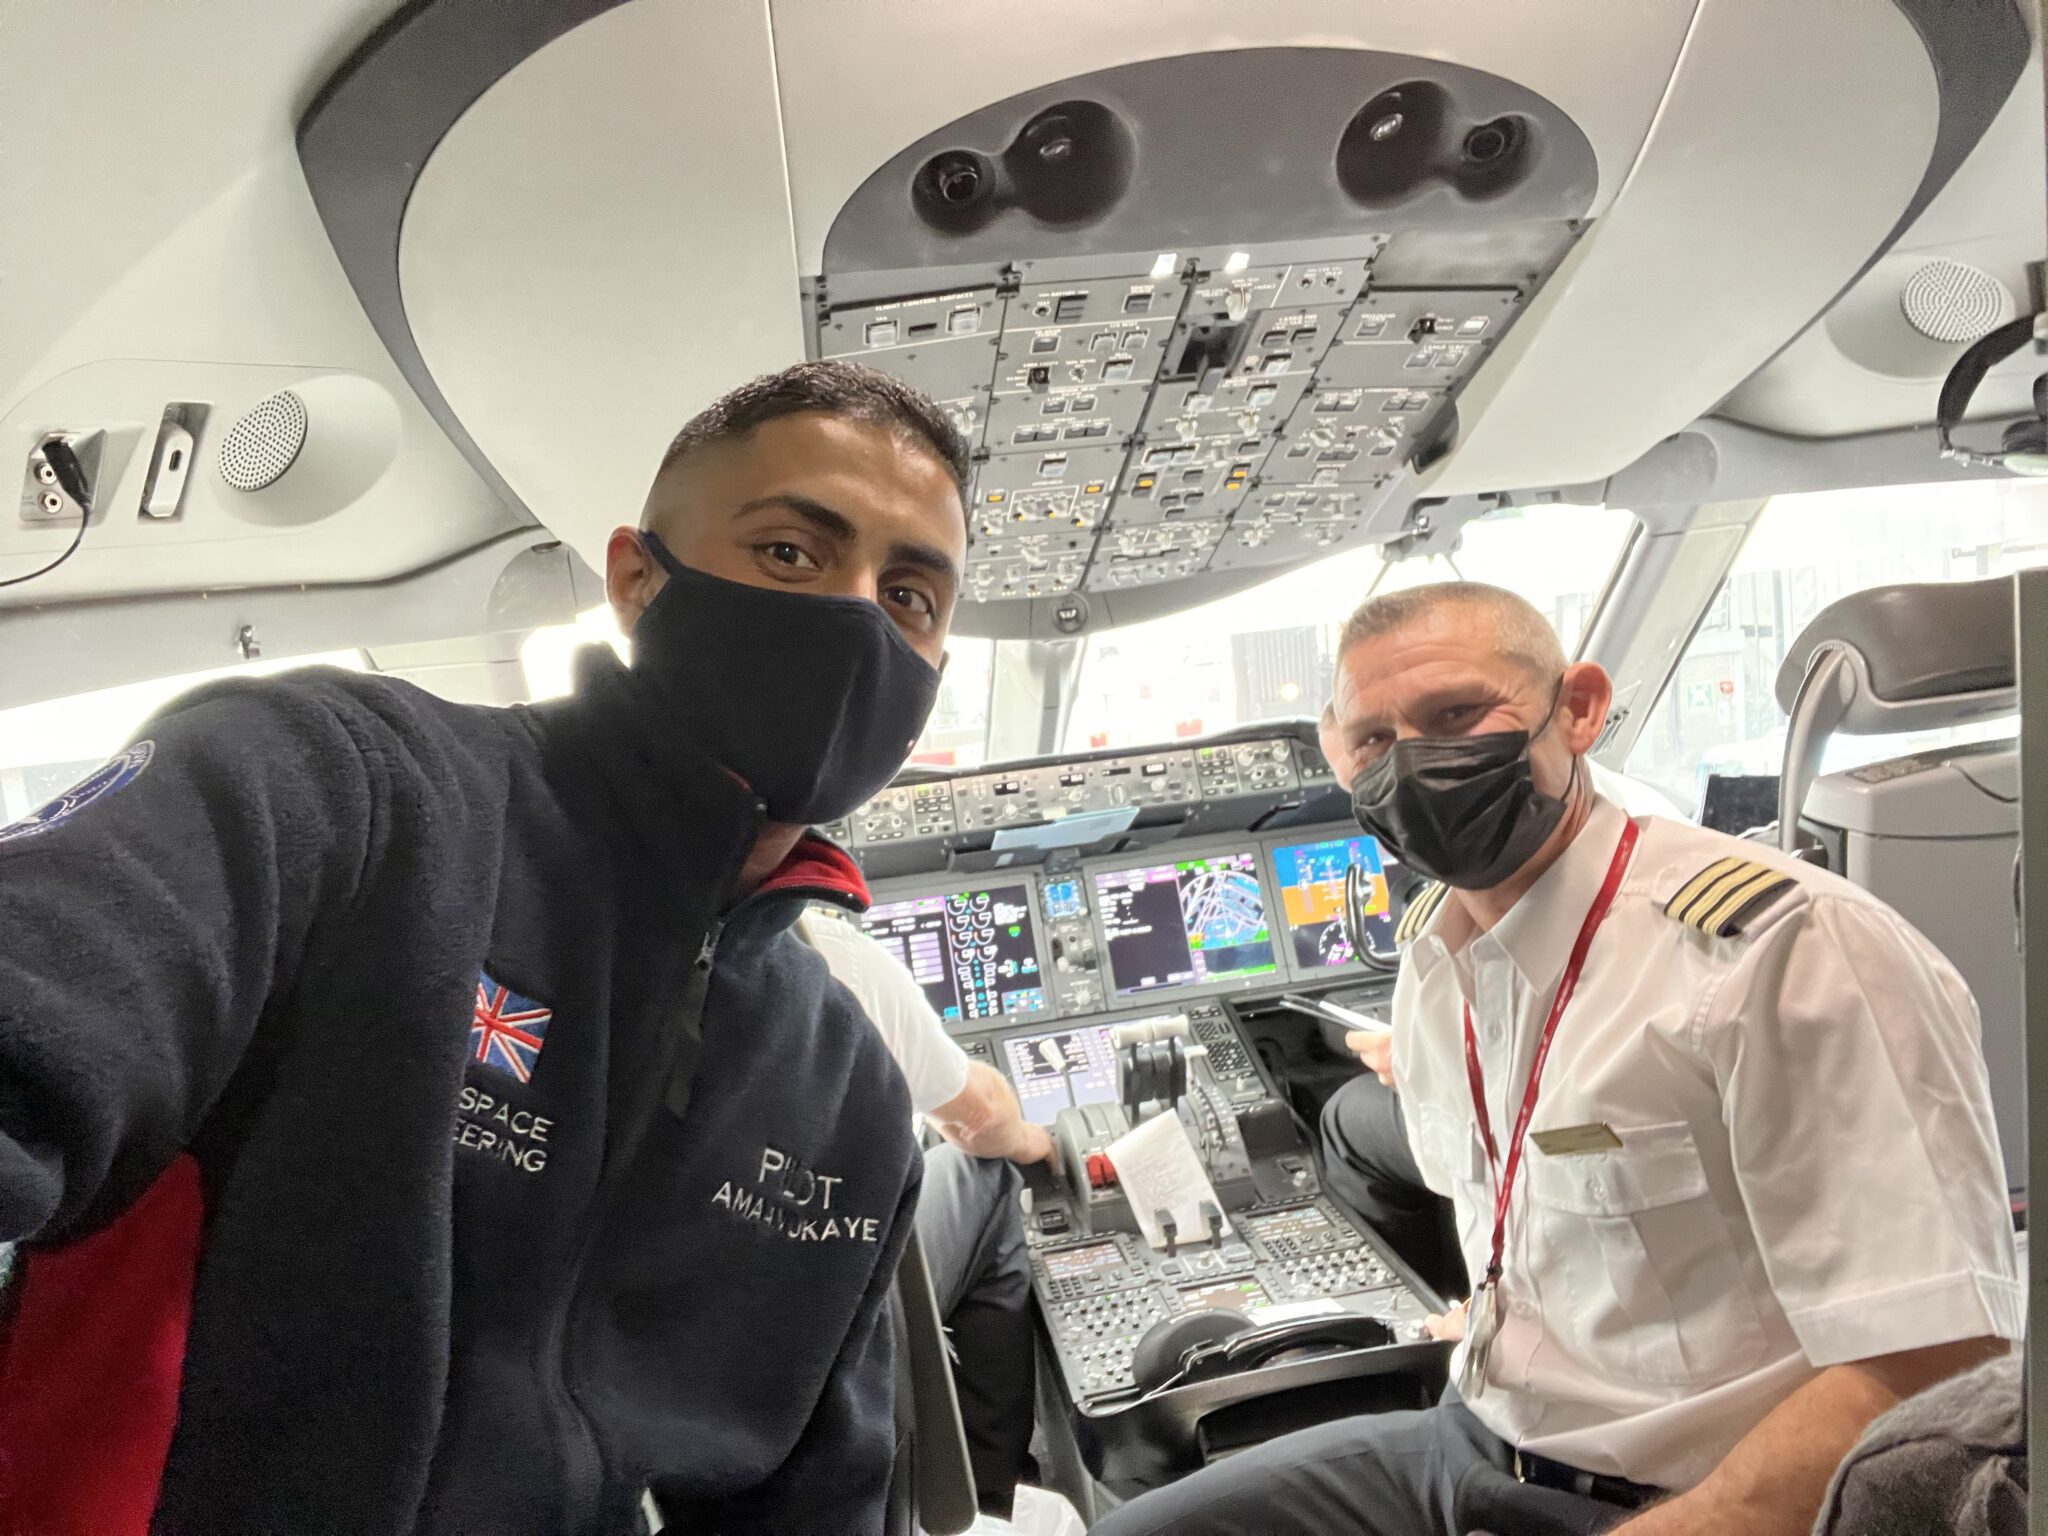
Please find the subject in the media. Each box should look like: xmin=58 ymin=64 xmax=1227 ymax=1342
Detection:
xmin=1461 ymin=817 xmax=1639 ymax=1286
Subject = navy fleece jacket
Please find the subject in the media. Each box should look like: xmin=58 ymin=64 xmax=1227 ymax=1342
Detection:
xmin=0 ymin=649 xmax=921 ymax=1535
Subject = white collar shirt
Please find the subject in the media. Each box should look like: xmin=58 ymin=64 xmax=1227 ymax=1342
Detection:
xmin=1392 ymin=794 xmax=2021 ymax=1491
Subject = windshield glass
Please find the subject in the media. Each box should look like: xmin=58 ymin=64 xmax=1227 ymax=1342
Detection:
xmin=1624 ymin=477 xmax=2048 ymax=816
xmin=1062 ymin=504 xmax=1636 ymax=751
xmin=0 ymin=651 xmax=367 ymax=822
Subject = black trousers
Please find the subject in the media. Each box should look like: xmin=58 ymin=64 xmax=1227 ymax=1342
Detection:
xmin=1319 ymin=1073 xmax=1466 ymax=1300
xmin=914 ymin=1145 xmax=1036 ymax=1518
xmin=1087 ymin=1388 xmax=1639 ymax=1536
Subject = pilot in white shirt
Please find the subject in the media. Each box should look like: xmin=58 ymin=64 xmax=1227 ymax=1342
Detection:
xmin=1314 ymin=704 xmax=1684 ymax=1299
xmin=1095 ymin=581 xmax=2017 ymax=1536
xmin=796 ymin=910 xmax=1051 ymax=1520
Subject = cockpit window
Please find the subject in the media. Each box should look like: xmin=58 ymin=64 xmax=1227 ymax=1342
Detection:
xmin=1060 ymin=504 xmax=1635 ymax=752
xmin=1625 ymin=478 xmax=2048 ymax=817
xmin=0 ymin=651 xmax=366 ymax=824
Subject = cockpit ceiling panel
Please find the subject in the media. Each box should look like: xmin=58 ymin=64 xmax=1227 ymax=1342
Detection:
xmin=808 ymin=50 xmax=1587 ymax=620
xmin=771 ymin=0 xmax=1699 ymax=274
xmin=347 ymin=0 xmax=2024 ymax=639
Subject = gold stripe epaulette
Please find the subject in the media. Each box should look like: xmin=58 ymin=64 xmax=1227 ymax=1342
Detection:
xmin=1663 ymin=856 xmax=1797 ymax=939
xmin=1394 ymin=881 xmax=1449 ymax=947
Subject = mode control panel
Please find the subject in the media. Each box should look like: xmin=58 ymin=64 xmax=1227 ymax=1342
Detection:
xmin=844 ymin=736 xmax=1329 ymax=856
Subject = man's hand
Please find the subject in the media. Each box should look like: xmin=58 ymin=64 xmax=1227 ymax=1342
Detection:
xmin=1010 ymin=1118 xmax=1055 ymax=1165
xmin=1424 ymin=1297 xmax=1467 ymax=1342
xmin=1607 ymin=1337 xmax=2006 ymax=1536
xmin=1346 ymin=1028 xmax=1393 ymax=1085
xmin=929 ymin=1062 xmax=1053 ymax=1166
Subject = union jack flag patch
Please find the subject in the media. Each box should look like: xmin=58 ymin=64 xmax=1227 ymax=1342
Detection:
xmin=470 ymin=971 xmax=552 ymax=1084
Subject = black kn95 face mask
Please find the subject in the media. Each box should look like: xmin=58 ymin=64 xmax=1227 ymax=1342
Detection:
xmin=1349 ymin=687 xmax=1576 ymax=890
xmin=630 ymin=532 xmax=941 ymax=826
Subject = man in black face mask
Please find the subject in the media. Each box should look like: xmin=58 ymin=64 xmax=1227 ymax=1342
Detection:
xmin=1094 ymin=581 xmax=2014 ymax=1536
xmin=0 ymin=361 xmax=976 ymax=1535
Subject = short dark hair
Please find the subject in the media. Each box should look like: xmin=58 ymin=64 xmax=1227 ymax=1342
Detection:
xmin=1339 ymin=581 xmax=1565 ymax=681
xmin=650 ymin=360 xmax=972 ymax=509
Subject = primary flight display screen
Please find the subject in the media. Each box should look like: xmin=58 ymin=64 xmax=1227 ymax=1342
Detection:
xmin=1004 ymin=1025 xmax=1119 ymax=1125
xmin=1269 ymin=835 xmax=1397 ymax=969
xmin=859 ymin=885 xmax=1047 ymax=1023
xmin=1093 ymin=853 xmax=1279 ymax=996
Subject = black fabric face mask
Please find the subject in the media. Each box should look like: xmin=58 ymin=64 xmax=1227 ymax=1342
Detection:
xmin=629 ymin=533 xmax=942 ymax=825
xmin=1349 ymin=691 xmax=1577 ymax=890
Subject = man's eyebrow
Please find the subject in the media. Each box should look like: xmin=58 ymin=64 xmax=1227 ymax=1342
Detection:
xmin=885 ymin=537 xmax=962 ymax=587
xmin=734 ymin=493 xmax=859 ymax=543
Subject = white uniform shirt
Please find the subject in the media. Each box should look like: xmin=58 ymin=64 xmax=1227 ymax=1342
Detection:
xmin=798 ymin=910 xmax=971 ymax=1117
xmin=1393 ymin=794 xmax=2021 ymax=1491
xmin=1586 ymin=760 xmax=1682 ymax=820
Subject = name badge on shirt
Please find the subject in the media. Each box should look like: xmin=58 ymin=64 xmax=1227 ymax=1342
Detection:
xmin=1531 ymin=1122 xmax=1624 ymax=1157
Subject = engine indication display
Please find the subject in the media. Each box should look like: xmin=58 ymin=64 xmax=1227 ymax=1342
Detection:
xmin=1269 ymin=835 xmax=1397 ymax=969
xmin=1004 ymin=1025 xmax=1120 ymax=1125
xmin=1094 ymin=852 xmax=1278 ymax=996
xmin=860 ymin=884 xmax=1047 ymax=1022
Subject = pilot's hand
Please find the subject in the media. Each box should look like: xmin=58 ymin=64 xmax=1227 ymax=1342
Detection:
xmin=1345 ymin=1028 xmax=1393 ymax=1085
xmin=1013 ymin=1120 xmax=1056 ymax=1166
xmin=1425 ymin=1298 xmax=1468 ymax=1342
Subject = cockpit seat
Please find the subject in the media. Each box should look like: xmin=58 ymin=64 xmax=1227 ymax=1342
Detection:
xmin=887 ymin=1225 xmax=979 ymax=1536
xmin=1774 ymin=576 xmax=2023 ymax=1196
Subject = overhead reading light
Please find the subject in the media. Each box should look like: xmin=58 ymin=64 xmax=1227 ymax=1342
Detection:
xmin=1936 ymin=312 xmax=2048 ymax=476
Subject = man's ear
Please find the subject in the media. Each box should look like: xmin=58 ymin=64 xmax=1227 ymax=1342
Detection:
xmin=604 ymin=526 xmax=662 ymax=633
xmin=1558 ymin=661 xmax=1614 ymax=755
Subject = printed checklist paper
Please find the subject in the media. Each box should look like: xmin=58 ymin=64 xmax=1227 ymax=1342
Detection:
xmin=1106 ymin=1109 xmax=1232 ymax=1250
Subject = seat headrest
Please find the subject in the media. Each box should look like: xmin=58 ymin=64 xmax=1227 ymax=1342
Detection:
xmin=1774 ymin=577 xmax=2016 ymax=733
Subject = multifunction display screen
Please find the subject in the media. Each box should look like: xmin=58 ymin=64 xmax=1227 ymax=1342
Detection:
xmin=1093 ymin=853 xmax=1278 ymax=996
xmin=1041 ymin=1242 xmax=1126 ymax=1282
xmin=1004 ymin=1025 xmax=1119 ymax=1125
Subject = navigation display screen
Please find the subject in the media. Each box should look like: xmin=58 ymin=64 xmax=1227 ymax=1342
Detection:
xmin=1269 ymin=835 xmax=1398 ymax=968
xmin=1093 ymin=853 xmax=1278 ymax=996
xmin=859 ymin=884 xmax=1047 ymax=1023
xmin=1004 ymin=1025 xmax=1118 ymax=1125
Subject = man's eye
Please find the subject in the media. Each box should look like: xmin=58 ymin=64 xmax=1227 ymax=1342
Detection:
xmin=760 ymin=542 xmax=820 ymax=570
xmin=885 ymin=585 xmax=938 ymax=622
